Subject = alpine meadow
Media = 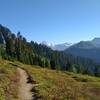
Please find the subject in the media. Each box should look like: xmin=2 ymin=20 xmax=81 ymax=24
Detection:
xmin=0 ymin=0 xmax=100 ymax=100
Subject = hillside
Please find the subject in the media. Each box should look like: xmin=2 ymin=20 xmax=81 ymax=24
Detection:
xmin=20 ymin=64 xmax=100 ymax=100
xmin=0 ymin=59 xmax=100 ymax=100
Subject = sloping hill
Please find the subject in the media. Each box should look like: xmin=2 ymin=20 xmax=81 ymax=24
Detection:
xmin=16 ymin=61 xmax=100 ymax=100
xmin=0 ymin=59 xmax=100 ymax=100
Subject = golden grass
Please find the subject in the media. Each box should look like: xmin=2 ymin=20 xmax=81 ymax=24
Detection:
xmin=0 ymin=59 xmax=100 ymax=100
xmin=0 ymin=60 xmax=19 ymax=100
xmin=17 ymin=62 xmax=100 ymax=100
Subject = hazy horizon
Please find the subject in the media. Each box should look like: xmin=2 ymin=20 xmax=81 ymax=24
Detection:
xmin=0 ymin=0 xmax=100 ymax=44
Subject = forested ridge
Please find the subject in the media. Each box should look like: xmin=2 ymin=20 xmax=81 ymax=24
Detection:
xmin=0 ymin=24 xmax=100 ymax=77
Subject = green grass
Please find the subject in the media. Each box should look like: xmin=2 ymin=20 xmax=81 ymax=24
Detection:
xmin=0 ymin=59 xmax=100 ymax=100
xmin=0 ymin=60 xmax=19 ymax=100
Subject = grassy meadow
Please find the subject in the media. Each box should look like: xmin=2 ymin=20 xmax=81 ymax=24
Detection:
xmin=0 ymin=59 xmax=100 ymax=100
xmin=18 ymin=62 xmax=100 ymax=100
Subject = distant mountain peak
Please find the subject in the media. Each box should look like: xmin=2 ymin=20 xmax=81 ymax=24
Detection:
xmin=41 ymin=41 xmax=53 ymax=47
xmin=92 ymin=37 xmax=100 ymax=40
xmin=63 ymin=42 xmax=73 ymax=46
xmin=41 ymin=41 xmax=73 ymax=51
xmin=92 ymin=37 xmax=100 ymax=45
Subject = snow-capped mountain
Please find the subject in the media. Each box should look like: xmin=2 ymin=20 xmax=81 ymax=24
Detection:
xmin=51 ymin=43 xmax=73 ymax=51
xmin=40 ymin=41 xmax=53 ymax=47
xmin=41 ymin=41 xmax=73 ymax=51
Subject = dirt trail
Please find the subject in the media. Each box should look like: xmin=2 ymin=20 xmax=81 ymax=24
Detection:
xmin=18 ymin=68 xmax=34 ymax=100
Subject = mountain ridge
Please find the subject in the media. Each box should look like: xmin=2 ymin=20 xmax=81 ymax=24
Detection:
xmin=41 ymin=37 xmax=100 ymax=51
xmin=65 ymin=38 xmax=100 ymax=63
xmin=41 ymin=41 xmax=73 ymax=51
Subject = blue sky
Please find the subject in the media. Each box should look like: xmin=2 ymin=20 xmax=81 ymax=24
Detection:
xmin=0 ymin=0 xmax=100 ymax=44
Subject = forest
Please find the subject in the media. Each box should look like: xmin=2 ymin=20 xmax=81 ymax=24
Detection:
xmin=0 ymin=24 xmax=100 ymax=77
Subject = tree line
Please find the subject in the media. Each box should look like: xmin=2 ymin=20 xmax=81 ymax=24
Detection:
xmin=0 ymin=24 xmax=100 ymax=77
